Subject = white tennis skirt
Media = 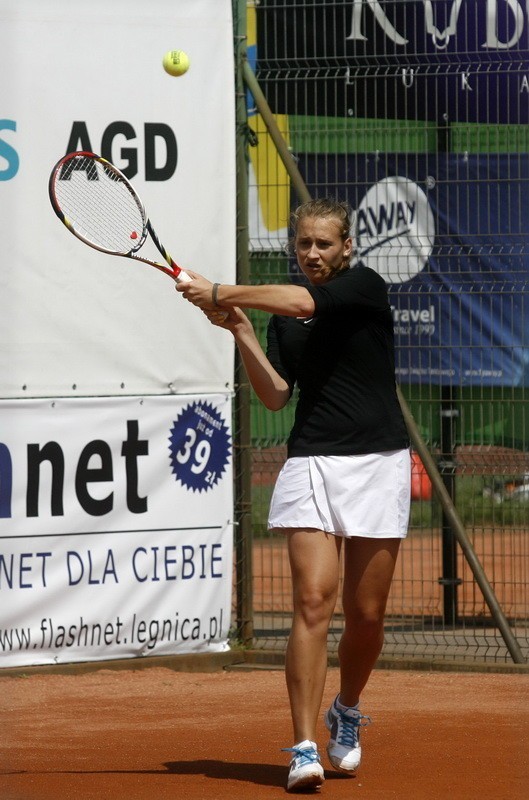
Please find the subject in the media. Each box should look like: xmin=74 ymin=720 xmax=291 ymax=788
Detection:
xmin=268 ymin=449 xmax=411 ymax=539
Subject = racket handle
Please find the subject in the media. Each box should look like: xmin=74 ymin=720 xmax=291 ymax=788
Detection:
xmin=173 ymin=268 xmax=229 ymax=322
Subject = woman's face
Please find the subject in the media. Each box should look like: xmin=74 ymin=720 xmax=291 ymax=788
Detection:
xmin=295 ymin=215 xmax=353 ymax=285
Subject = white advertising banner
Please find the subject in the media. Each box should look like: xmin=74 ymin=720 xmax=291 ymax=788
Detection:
xmin=0 ymin=395 xmax=233 ymax=667
xmin=0 ymin=0 xmax=236 ymax=398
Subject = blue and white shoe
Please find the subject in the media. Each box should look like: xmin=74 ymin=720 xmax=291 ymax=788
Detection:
xmin=282 ymin=739 xmax=325 ymax=792
xmin=324 ymin=696 xmax=371 ymax=773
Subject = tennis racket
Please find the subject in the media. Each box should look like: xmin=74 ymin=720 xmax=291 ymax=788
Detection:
xmin=48 ymin=150 xmax=191 ymax=283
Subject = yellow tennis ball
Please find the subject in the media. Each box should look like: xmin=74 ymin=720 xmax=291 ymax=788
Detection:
xmin=162 ymin=50 xmax=190 ymax=77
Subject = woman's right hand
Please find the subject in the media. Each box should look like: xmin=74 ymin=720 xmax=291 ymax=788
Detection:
xmin=201 ymin=305 xmax=250 ymax=332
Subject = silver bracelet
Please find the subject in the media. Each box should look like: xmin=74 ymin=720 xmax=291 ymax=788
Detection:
xmin=212 ymin=282 xmax=221 ymax=306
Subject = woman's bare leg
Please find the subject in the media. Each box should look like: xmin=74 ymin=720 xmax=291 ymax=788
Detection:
xmin=285 ymin=529 xmax=342 ymax=742
xmin=338 ymin=537 xmax=401 ymax=706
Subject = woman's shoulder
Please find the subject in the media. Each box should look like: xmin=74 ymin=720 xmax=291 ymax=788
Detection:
xmin=340 ymin=261 xmax=387 ymax=288
xmin=332 ymin=262 xmax=389 ymax=301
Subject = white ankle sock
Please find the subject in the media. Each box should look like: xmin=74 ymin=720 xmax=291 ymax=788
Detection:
xmin=336 ymin=695 xmax=359 ymax=712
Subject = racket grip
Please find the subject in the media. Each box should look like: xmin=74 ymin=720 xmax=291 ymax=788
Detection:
xmin=174 ymin=269 xmax=229 ymax=322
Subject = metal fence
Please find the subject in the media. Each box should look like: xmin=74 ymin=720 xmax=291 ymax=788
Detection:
xmin=232 ymin=0 xmax=529 ymax=667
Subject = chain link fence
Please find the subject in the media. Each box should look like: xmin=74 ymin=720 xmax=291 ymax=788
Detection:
xmin=233 ymin=0 xmax=529 ymax=667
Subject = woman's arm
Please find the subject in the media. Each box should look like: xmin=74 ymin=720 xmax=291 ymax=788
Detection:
xmin=203 ymin=307 xmax=291 ymax=411
xmin=176 ymin=271 xmax=315 ymax=318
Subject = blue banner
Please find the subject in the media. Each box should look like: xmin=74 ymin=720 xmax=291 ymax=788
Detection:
xmin=257 ymin=0 xmax=529 ymax=124
xmin=298 ymin=153 xmax=529 ymax=387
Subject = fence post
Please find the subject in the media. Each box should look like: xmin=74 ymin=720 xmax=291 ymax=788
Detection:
xmin=233 ymin=0 xmax=254 ymax=647
xmin=439 ymin=387 xmax=461 ymax=624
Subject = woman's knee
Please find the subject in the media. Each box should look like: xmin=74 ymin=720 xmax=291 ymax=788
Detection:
xmin=293 ymin=585 xmax=337 ymax=628
xmin=343 ymin=604 xmax=386 ymax=639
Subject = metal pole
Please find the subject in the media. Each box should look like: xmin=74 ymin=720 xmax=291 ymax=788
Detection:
xmin=242 ymin=60 xmax=311 ymax=205
xmin=439 ymin=387 xmax=461 ymax=625
xmin=398 ymin=387 xmax=524 ymax=663
xmin=233 ymin=0 xmax=253 ymax=647
xmin=242 ymin=59 xmax=525 ymax=664
xmin=436 ymin=115 xmax=460 ymax=626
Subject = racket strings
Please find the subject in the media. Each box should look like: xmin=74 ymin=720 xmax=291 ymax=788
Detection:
xmin=53 ymin=157 xmax=146 ymax=255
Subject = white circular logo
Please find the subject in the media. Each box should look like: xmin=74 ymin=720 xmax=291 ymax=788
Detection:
xmin=355 ymin=177 xmax=435 ymax=283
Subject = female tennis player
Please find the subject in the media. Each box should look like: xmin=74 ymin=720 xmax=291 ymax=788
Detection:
xmin=176 ymin=198 xmax=411 ymax=792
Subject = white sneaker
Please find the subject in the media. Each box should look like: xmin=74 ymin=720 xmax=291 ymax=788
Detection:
xmin=324 ymin=696 xmax=371 ymax=773
xmin=282 ymin=739 xmax=325 ymax=792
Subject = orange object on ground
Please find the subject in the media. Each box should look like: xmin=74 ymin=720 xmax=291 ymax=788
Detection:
xmin=411 ymin=450 xmax=433 ymax=500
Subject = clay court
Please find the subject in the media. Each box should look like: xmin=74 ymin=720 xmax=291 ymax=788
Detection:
xmin=1 ymin=661 xmax=527 ymax=800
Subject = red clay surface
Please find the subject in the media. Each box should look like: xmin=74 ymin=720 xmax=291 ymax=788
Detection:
xmin=1 ymin=664 xmax=528 ymax=799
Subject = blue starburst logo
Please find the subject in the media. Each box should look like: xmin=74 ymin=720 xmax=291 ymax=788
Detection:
xmin=168 ymin=402 xmax=231 ymax=492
